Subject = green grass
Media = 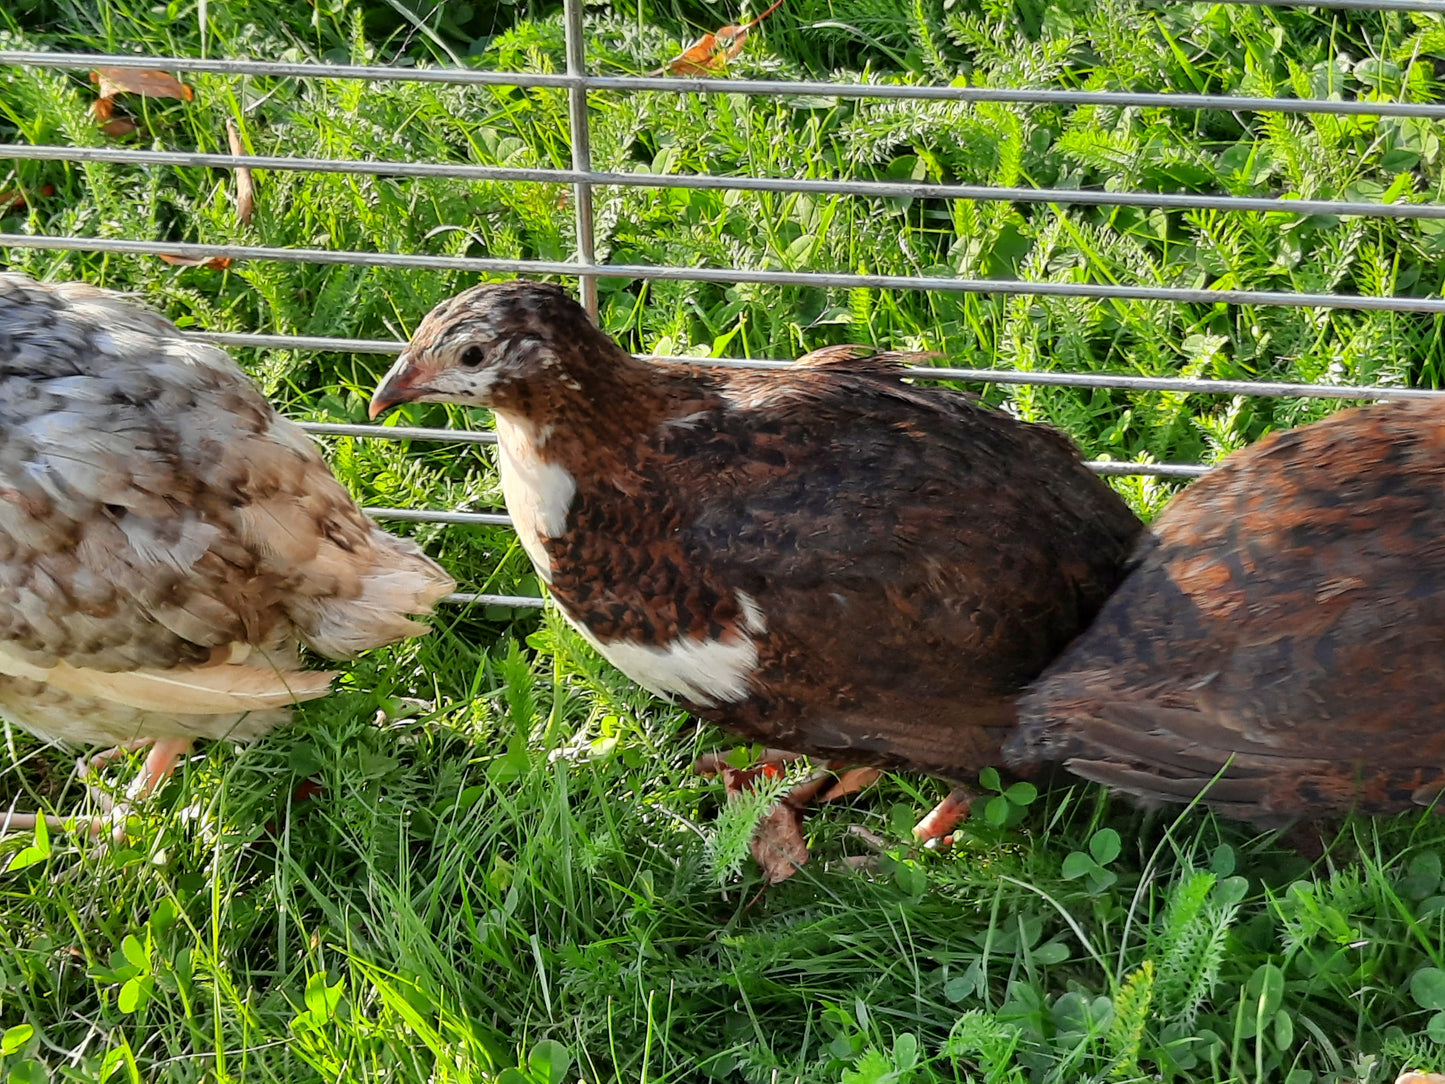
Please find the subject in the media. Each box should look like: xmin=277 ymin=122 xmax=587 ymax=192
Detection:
xmin=3 ymin=0 xmax=1445 ymax=1080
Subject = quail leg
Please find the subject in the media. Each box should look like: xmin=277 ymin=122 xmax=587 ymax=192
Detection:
xmin=70 ymin=736 xmax=194 ymax=837
xmin=0 ymin=737 xmax=197 ymax=838
xmin=0 ymin=802 xmax=67 ymax=834
xmin=98 ymin=737 xmax=195 ymax=837
xmin=912 ymin=786 xmax=974 ymax=845
xmin=0 ymin=741 xmax=155 ymax=835
xmin=77 ymin=739 xmax=155 ymax=808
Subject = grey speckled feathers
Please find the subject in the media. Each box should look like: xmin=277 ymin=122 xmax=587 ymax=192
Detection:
xmin=0 ymin=273 xmax=455 ymax=750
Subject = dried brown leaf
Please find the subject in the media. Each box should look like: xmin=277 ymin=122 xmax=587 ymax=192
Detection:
xmin=819 ymin=766 xmax=882 ymax=803
xmin=99 ymin=118 xmax=140 ymax=138
xmin=749 ymin=799 xmax=808 ymax=884
xmin=719 ymin=764 xmax=770 ymax=793
xmin=694 ymin=747 xmax=802 ymax=776
xmin=157 ymin=254 xmax=233 ymax=269
xmin=661 ymin=32 xmax=723 ymax=77
xmin=782 ymin=770 xmax=832 ymax=806
xmin=717 ymin=760 xmax=823 ymax=884
xmin=0 ymin=184 xmax=56 ymax=215
xmin=226 ymin=119 xmax=255 ymax=224
xmin=91 ymin=68 xmax=194 ymax=102
xmin=653 ymin=0 xmax=784 ymax=77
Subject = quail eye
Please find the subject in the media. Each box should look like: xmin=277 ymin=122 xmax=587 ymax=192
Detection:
xmin=459 ymin=345 xmax=486 ymax=368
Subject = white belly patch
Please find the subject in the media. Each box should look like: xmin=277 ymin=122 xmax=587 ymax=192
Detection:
xmin=566 ymin=591 xmax=767 ymax=708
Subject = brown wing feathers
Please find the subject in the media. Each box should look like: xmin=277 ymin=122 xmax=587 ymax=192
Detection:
xmin=369 ymin=280 xmax=1145 ymax=782
xmin=1009 ymin=400 xmax=1445 ymax=820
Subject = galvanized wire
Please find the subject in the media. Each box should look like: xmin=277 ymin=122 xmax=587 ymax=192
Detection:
xmin=362 ymin=507 xmax=512 ymax=526
xmin=6 ymin=49 xmax=1445 ymax=119
xmin=8 ymin=234 xmax=1445 ymax=315
xmin=9 ymin=142 xmax=1445 ymax=221
xmin=434 ymin=592 xmax=546 ymax=609
xmin=302 ymin=421 xmax=496 ymax=444
xmin=194 ymin=331 xmax=1443 ymax=401
xmin=280 ymin=348 xmax=1443 ymax=405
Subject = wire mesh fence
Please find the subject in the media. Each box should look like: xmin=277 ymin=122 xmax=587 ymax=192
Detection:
xmin=2 ymin=0 xmax=1444 ymax=609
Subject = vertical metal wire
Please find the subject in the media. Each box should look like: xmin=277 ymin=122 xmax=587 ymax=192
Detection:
xmin=562 ymin=0 xmax=598 ymax=319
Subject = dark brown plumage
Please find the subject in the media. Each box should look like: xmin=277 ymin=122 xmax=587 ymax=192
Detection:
xmin=370 ymin=280 xmax=1143 ymax=779
xmin=1008 ymin=399 xmax=1445 ymax=824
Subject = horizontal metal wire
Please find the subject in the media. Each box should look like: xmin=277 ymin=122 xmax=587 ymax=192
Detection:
xmin=894 ymin=367 xmax=1443 ymax=400
xmin=356 ymin=455 xmax=1203 ymax=607
xmin=356 ymin=452 xmax=1197 ymax=614
xmin=5 ymin=50 xmax=1445 ymax=119
xmin=300 ymin=420 xmax=496 ymax=444
xmin=445 ymin=592 xmax=546 ymax=608
xmin=225 ymin=331 xmax=1442 ymax=404
xmin=352 ymin=505 xmax=540 ymax=607
xmin=363 ymin=506 xmax=511 ymax=526
xmin=8 ymin=143 xmax=1445 ymax=221
xmin=364 ymin=456 xmax=1203 ymax=545
xmin=1087 ymin=461 xmax=1207 ymax=479
xmin=360 ymin=501 xmax=539 ymax=607
xmin=202 ymin=331 xmax=405 ymax=355
xmin=10 ymin=233 xmax=1445 ymax=314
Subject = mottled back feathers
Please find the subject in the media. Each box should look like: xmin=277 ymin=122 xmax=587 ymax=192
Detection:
xmin=1009 ymin=400 xmax=1445 ymax=822
xmin=0 ymin=273 xmax=455 ymax=746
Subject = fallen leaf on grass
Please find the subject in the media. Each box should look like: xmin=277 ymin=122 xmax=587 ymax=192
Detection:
xmin=749 ymin=796 xmax=809 ymax=884
xmin=651 ymin=0 xmax=784 ymax=77
xmin=225 ymin=119 xmax=255 ymax=224
xmin=721 ymin=762 xmax=831 ymax=885
xmin=261 ymin=778 xmax=326 ymax=837
xmin=819 ymin=766 xmax=882 ymax=802
xmin=157 ymin=254 xmax=233 ymax=269
xmin=701 ymin=751 xmax=888 ymax=884
xmin=98 ymin=118 xmax=141 ymax=138
xmin=291 ymin=778 xmax=325 ymax=804
xmin=90 ymin=68 xmax=194 ymax=102
xmin=0 ymin=185 xmax=54 ymax=215
xmin=91 ymin=68 xmax=191 ymax=138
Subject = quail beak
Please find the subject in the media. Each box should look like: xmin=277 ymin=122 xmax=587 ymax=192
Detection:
xmin=369 ymin=354 xmax=427 ymax=419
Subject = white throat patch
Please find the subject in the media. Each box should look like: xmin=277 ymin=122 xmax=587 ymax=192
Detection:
xmin=494 ymin=413 xmax=576 ymax=583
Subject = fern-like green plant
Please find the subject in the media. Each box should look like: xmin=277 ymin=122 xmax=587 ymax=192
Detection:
xmin=1151 ymin=869 xmax=1239 ymax=1026
xmin=1108 ymin=960 xmax=1155 ymax=1080
xmin=704 ymin=764 xmax=798 ymax=885
xmin=945 ymin=1011 xmax=1028 ymax=1084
